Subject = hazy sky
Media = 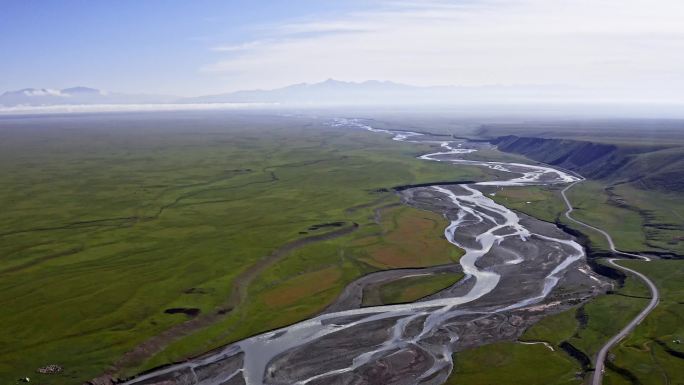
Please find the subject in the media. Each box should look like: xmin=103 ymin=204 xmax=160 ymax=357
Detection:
xmin=2 ymin=0 xmax=683 ymax=99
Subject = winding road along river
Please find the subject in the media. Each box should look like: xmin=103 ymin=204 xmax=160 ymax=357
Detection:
xmin=122 ymin=119 xmax=618 ymax=385
xmin=560 ymin=182 xmax=659 ymax=385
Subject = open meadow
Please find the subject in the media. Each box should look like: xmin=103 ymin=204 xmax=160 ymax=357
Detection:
xmin=449 ymin=153 xmax=683 ymax=385
xmin=1 ymin=112 xmax=682 ymax=385
xmin=0 ymin=112 xmax=495 ymax=383
xmin=487 ymin=181 xmax=683 ymax=256
xmin=450 ymin=127 xmax=684 ymax=385
xmin=448 ymin=258 xmax=684 ymax=385
xmin=604 ymin=259 xmax=684 ymax=385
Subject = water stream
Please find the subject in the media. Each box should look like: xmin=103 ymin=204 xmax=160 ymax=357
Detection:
xmin=125 ymin=118 xmax=591 ymax=385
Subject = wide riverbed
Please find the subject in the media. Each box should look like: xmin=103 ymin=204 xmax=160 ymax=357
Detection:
xmin=123 ymin=119 xmax=605 ymax=385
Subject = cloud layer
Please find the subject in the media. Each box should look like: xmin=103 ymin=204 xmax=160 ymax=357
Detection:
xmin=0 ymin=103 xmax=277 ymax=115
xmin=204 ymin=0 xmax=684 ymax=101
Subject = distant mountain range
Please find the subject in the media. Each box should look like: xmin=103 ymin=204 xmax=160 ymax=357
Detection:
xmin=0 ymin=87 xmax=177 ymax=106
xmin=0 ymin=80 xmax=590 ymax=107
xmin=182 ymin=79 xmax=584 ymax=105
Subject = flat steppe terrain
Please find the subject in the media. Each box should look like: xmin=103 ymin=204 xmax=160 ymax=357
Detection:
xmin=1 ymin=111 xmax=682 ymax=385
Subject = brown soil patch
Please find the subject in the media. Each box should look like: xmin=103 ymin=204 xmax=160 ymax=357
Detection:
xmin=362 ymin=207 xmax=457 ymax=268
xmin=262 ymin=267 xmax=342 ymax=307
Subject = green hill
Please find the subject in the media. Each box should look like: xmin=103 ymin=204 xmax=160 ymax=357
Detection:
xmin=492 ymin=135 xmax=684 ymax=192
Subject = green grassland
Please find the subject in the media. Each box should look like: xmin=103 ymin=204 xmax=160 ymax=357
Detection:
xmin=566 ymin=181 xmax=684 ymax=254
xmin=447 ymin=342 xmax=581 ymax=385
xmin=454 ymin=122 xmax=684 ymax=384
xmin=488 ymin=185 xmax=567 ymax=223
xmin=138 ymin=201 xmax=464 ymax=374
xmin=449 ymin=180 xmax=683 ymax=385
xmin=611 ymin=184 xmax=684 ymax=253
xmin=502 ymin=259 xmax=684 ymax=385
xmin=354 ymin=204 xmax=464 ymax=269
xmin=522 ymin=266 xmax=649 ymax=358
xmin=362 ymin=272 xmax=464 ymax=306
xmin=0 ymin=113 xmax=498 ymax=384
xmin=479 ymin=119 xmax=684 ymax=254
xmin=604 ymin=260 xmax=684 ymax=385
xmin=486 ymin=183 xmax=617 ymax=252
xmin=476 ymin=120 xmax=684 ymax=146
xmin=485 ymin=180 xmax=683 ymax=255
xmin=2 ymin=113 xmax=682 ymax=384
xmin=447 ymin=259 xmax=653 ymax=385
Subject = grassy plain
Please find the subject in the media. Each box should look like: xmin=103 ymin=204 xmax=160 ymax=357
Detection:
xmin=355 ymin=204 xmax=463 ymax=269
xmin=362 ymin=272 xmax=464 ymax=306
xmin=2 ymin=112 xmax=681 ymax=384
xmin=447 ymin=259 xmax=652 ymax=385
xmin=447 ymin=342 xmax=581 ymax=385
xmin=458 ymin=120 xmax=684 ymax=384
xmin=513 ymin=259 xmax=684 ymax=385
xmin=0 ymin=112 xmax=496 ymax=384
xmin=565 ymin=181 xmax=650 ymax=252
xmin=141 ymin=199 xmax=465 ymax=373
xmin=475 ymin=119 xmax=684 ymax=146
xmin=486 ymin=180 xmax=683 ymax=255
xmin=449 ymin=180 xmax=682 ymax=385
xmin=564 ymin=181 xmax=684 ymax=254
xmin=486 ymin=184 xmax=616 ymax=253
xmin=611 ymin=184 xmax=684 ymax=253
xmin=524 ymin=269 xmax=648 ymax=358
xmin=488 ymin=185 xmax=566 ymax=223
xmin=604 ymin=260 xmax=684 ymax=385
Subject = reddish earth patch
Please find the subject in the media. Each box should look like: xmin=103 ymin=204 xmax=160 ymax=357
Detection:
xmin=262 ymin=267 xmax=342 ymax=308
xmin=360 ymin=207 xmax=458 ymax=269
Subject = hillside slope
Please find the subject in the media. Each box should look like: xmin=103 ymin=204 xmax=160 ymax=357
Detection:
xmin=491 ymin=135 xmax=684 ymax=192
